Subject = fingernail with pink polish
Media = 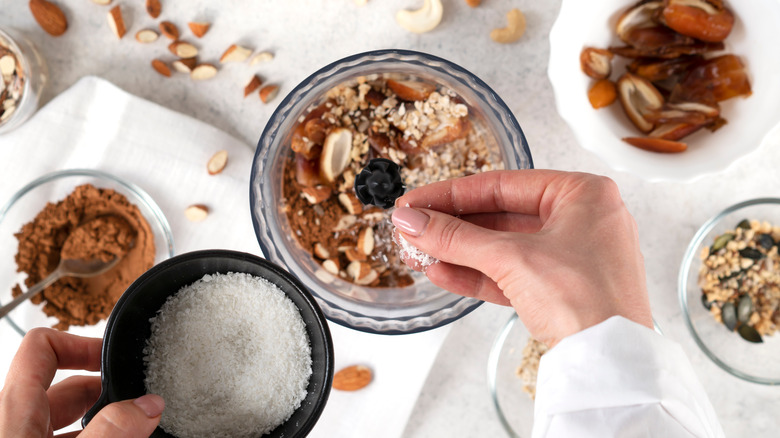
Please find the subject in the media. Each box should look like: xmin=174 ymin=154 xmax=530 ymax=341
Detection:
xmin=392 ymin=207 xmax=429 ymax=237
xmin=134 ymin=394 xmax=165 ymax=418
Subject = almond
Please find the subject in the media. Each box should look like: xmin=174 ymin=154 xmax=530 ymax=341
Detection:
xmin=347 ymin=261 xmax=372 ymax=281
xmin=220 ymin=44 xmax=252 ymax=63
xmin=135 ymin=29 xmax=159 ymax=43
xmin=91 ymin=0 xmax=111 ymax=5
xmin=244 ymin=75 xmax=262 ymax=97
xmin=151 ymin=59 xmax=171 ymax=77
xmin=322 ymin=259 xmax=340 ymax=275
xmin=259 ymin=84 xmax=279 ymax=103
xmin=185 ymin=204 xmax=209 ymax=222
xmin=188 ymin=22 xmax=210 ymax=38
xmin=207 ymin=150 xmax=228 ymax=175
xmin=338 ymin=192 xmax=363 ymax=215
xmin=250 ymin=51 xmax=274 ymax=65
xmin=159 ymin=21 xmax=179 ymax=40
xmin=172 ymin=58 xmax=197 ymax=73
xmin=320 ymin=128 xmax=353 ymax=182
xmin=169 ymin=41 xmax=198 ymax=58
xmin=386 ymin=79 xmax=435 ymax=101
xmin=622 ymin=137 xmax=687 ymax=153
xmin=105 ymin=5 xmax=126 ymax=39
xmin=146 ymin=0 xmax=161 ymax=18
xmin=190 ymin=63 xmax=218 ymax=80
xmin=357 ymin=227 xmax=375 ymax=255
xmin=333 ymin=365 xmax=372 ymax=391
xmin=313 ymin=243 xmax=330 ymax=260
xmin=345 ymin=248 xmax=367 ymax=262
xmin=29 ymin=0 xmax=68 ymax=36
xmin=333 ymin=214 xmax=357 ymax=231
xmin=301 ymin=185 xmax=331 ymax=204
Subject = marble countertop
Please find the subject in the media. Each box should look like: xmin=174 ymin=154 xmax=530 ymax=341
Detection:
xmin=2 ymin=1 xmax=779 ymax=437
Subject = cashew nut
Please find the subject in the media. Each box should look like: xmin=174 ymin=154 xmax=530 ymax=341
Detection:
xmin=490 ymin=8 xmax=526 ymax=44
xmin=396 ymin=0 xmax=444 ymax=34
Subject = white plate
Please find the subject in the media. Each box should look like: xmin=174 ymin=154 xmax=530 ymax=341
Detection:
xmin=548 ymin=0 xmax=780 ymax=182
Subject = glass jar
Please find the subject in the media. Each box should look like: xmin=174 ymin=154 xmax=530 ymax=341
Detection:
xmin=0 ymin=27 xmax=47 ymax=135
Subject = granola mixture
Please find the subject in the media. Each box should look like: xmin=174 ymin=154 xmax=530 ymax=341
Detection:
xmin=282 ymin=74 xmax=503 ymax=287
xmin=515 ymin=337 xmax=548 ymax=400
xmin=698 ymin=219 xmax=780 ymax=342
xmin=0 ymin=40 xmax=25 ymax=126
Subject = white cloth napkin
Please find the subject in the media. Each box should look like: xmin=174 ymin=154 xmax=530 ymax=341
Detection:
xmin=0 ymin=76 xmax=449 ymax=437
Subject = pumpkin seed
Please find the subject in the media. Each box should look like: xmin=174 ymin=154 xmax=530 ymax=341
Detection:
xmin=701 ymin=293 xmax=713 ymax=310
xmin=739 ymin=247 xmax=763 ymax=260
xmin=737 ymin=294 xmax=753 ymax=323
xmin=737 ymin=324 xmax=763 ymax=343
xmin=737 ymin=219 xmax=751 ymax=230
xmin=710 ymin=232 xmax=734 ymax=253
xmin=721 ymin=301 xmax=737 ymax=331
xmin=757 ymin=233 xmax=774 ymax=250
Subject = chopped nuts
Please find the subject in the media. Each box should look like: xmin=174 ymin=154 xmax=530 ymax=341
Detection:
xmin=207 ymin=150 xmax=228 ymax=175
xmin=220 ymin=44 xmax=252 ymax=63
xmin=190 ymin=63 xmax=218 ymax=80
xmin=151 ymin=59 xmax=171 ymax=77
xmin=345 ymin=248 xmax=367 ymax=262
xmin=319 ymin=128 xmax=353 ymax=182
xmin=338 ymin=192 xmax=363 ymax=215
xmin=250 ymin=51 xmax=274 ymax=65
xmin=172 ymin=58 xmax=197 ymax=73
xmin=244 ymin=75 xmax=262 ymax=97
xmin=313 ymin=243 xmax=330 ymax=259
xmin=91 ymin=0 xmax=112 ymax=4
xmin=301 ymin=185 xmax=332 ymax=204
xmin=169 ymin=41 xmax=198 ymax=59
xmin=106 ymin=5 xmax=126 ymax=39
xmin=159 ymin=21 xmax=179 ymax=40
xmin=184 ymin=204 xmax=209 ymax=222
xmin=145 ymin=0 xmax=161 ymax=18
xmin=322 ymin=259 xmax=340 ymax=275
xmin=357 ymin=227 xmax=375 ymax=255
xmin=135 ymin=29 xmax=159 ymax=43
xmin=259 ymin=84 xmax=279 ymax=103
xmin=188 ymin=22 xmax=210 ymax=38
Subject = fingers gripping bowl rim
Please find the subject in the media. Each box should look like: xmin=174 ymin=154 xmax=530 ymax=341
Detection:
xmin=250 ymin=49 xmax=533 ymax=335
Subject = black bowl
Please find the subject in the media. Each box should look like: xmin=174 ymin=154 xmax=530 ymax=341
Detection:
xmin=82 ymin=250 xmax=334 ymax=437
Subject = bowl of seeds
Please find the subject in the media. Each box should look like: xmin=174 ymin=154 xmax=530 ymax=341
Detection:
xmin=82 ymin=250 xmax=334 ymax=438
xmin=250 ymin=49 xmax=532 ymax=334
xmin=679 ymin=198 xmax=780 ymax=384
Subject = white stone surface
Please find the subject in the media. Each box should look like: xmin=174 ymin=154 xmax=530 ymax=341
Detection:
xmin=2 ymin=1 xmax=779 ymax=437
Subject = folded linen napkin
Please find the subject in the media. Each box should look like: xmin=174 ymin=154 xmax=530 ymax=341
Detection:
xmin=0 ymin=76 xmax=449 ymax=437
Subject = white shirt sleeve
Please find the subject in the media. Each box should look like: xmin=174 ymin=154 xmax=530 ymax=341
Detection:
xmin=531 ymin=316 xmax=724 ymax=438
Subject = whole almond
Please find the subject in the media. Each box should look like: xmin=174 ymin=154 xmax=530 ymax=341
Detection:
xmin=333 ymin=365 xmax=372 ymax=391
xmin=259 ymin=84 xmax=279 ymax=103
xmin=185 ymin=204 xmax=209 ymax=222
xmin=107 ymin=5 xmax=126 ymax=39
xmin=190 ymin=64 xmax=218 ymax=80
xmin=207 ymin=150 xmax=228 ymax=175
xmin=29 ymin=0 xmax=68 ymax=36
xmin=135 ymin=29 xmax=159 ymax=43
xmin=159 ymin=21 xmax=179 ymax=40
xmin=244 ymin=75 xmax=262 ymax=97
xmin=188 ymin=22 xmax=210 ymax=38
xmin=151 ymin=59 xmax=171 ymax=77
xmin=146 ymin=0 xmax=161 ymax=18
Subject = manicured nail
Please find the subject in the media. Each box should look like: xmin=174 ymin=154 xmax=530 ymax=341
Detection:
xmin=392 ymin=207 xmax=429 ymax=237
xmin=134 ymin=394 xmax=165 ymax=418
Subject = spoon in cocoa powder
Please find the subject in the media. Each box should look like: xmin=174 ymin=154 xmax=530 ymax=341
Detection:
xmin=0 ymin=215 xmax=135 ymax=320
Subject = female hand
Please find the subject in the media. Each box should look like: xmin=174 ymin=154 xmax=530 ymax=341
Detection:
xmin=391 ymin=169 xmax=653 ymax=347
xmin=0 ymin=327 xmax=164 ymax=437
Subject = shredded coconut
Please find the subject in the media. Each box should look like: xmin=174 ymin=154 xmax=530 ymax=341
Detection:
xmin=395 ymin=230 xmax=439 ymax=269
xmin=143 ymin=272 xmax=312 ymax=438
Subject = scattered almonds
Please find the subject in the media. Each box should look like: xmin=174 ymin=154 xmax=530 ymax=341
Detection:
xmin=190 ymin=63 xmax=218 ymax=80
xmin=490 ymin=8 xmax=526 ymax=44
xmin=207 ymin=150 xmax=228 ymax=175
xmin=188 ymin=22 xmax=210 ymax=38
xmin=29 ymin=0 xmax=68 ymax=37
xmin=145 ymin=0 xmax=161 ymax=19
xmin=106 ymin=5 xmax=126 ymax=39
xmin=159 ymin=21 xmax=179 ymax=40
xmin=135 ymin=29 xmax=159 ymax=43
xmin=169 ymin=41 xmax=198 ymax=58
xmin=220 ymin=44 xmax=252 ymax=63
xmin=244 ymin=75 xmax=262 ymax=97
xmin=250 ymin=51 xmax=274 ymax=65
xmin=151 ymin=59 xmax=171 ymax=77
xmin=184 ymin=204 xmax=209 ymax=222
xmin=172 ymin=58 xmax=197 ymax=73
xmin=259 ymin=84 xmax=279 ymax=103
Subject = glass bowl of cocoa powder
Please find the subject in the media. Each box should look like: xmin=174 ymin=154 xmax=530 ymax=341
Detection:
xmin=0 ymin=169 xmax=174 ymax=337
xmin=250 ymin=50 xmax=532 ymax=334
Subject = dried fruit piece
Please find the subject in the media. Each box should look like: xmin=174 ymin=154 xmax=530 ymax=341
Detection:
xmin=662 ymin=0 xmax=734 ymax=42
xmin=622 ymin=137 xmax=687 ymax=153
xmin=207 ymin=150 xmax=228 ymax=175
xmin=220 ymin=44 xmax=252 ymax=63
xmin=616 ymin=73 xmax=664 ymax=133
xmin=188 ymin=22 xmax=210 ymax=38
xmin=421 ymin=117 xmax=471 ymax=149
xmin=490 ymin=8 xmax=526 ymax=44
xmin=580 ymin=47 xmax=613 ymax=80
xmin=396 ymin=0 xmax=443 ymax=34
xmin=647 ymin=123 xmax=703 ymax=141
xmin=159 ymin=21 xmax=179 ymax=40
xmin=386 ymin=79 xmax=435 ymax=102
xmin=190 ymin=64 xmax=218 ymax=80
xmin=244 ymin=75 xmax=262 ymax=97
xmin=587 ymin=79 xmax=617 ymax=109
xmin=669 ymin=54 xmax=751 ymax=103
xmin=146 ymin=0 xmax=161 ymax=18
xmin=106 ymin=5 xmax=125 ymax=39
xmin=172 ymin=58 xmax=197 ymax=73
xmin=151 ymin=59 xmax=171 ymax=77
xmin=626 ymin=55 xmax=701 ymax=82
xmin=320 ymin=128 xmax=353 ymax=182
xmin=135 ymin=29 xmax=159 ymax=43
xmin=294 ymin=153 xmax=323 ymax=187
xmin=185 ymin=204 xmax=209 ymax=222
xmin=333 ymin=365 xmax=372 ymax=391
xmin=29 ymin=0 xmax=68 ymax=36
xmin=259 ymin=84 xmax=279 ymax=103
xmin=615 ymin=1 xmax=664 ymax=43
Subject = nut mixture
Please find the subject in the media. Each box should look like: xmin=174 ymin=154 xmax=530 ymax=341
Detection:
xmin=0 ymin=40 xmax=25 ymax=126
xmin=515 ymin=337 xmax=548 ymax=400
xmin=282 ymin=74 xmax=503 ymax=287
xmin=698 ymin=219 xmax=780 ymax=342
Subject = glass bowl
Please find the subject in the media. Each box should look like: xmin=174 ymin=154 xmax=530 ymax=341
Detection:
xmin=82 ymin=250 xmax=333 ymax=438
xmin=0 ymin=26 xmax=47 ymax=134
xmin=678 ymin=198 xmax=780 ymax=384
xmin=250 ymin=49 xmax=533 ymax=334
xmin=0 ymin=169 xmax=174 ymax=337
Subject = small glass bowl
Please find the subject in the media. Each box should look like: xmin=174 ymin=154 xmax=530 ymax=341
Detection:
xmin=0 ymin=169 xmax=175 ymax=337
xmin=250 ymin=49 xmax=533 ymax=334
xmin=0 ymin=27 xmax=47 ymax=134
xmin=678 ymin=198 xmax=780 ymax=384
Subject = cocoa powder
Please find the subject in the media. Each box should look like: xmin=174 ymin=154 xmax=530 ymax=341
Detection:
xmin=11 ymin=184 xmax=156 ymax=330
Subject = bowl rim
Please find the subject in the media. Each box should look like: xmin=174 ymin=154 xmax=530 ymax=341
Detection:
xmin=677 ymin=196 xmax=780 ymax=385
xmin=0 ymin=168 xmax=175 ymax=336
xmin=249 ymin=48 xmax=532 ymax=335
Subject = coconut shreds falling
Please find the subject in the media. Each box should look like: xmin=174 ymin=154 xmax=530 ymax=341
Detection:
xmin=395 ymin=230 xmax=439 ymax=269
xmin=143 ymin=272 xmax=312 ymax=438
